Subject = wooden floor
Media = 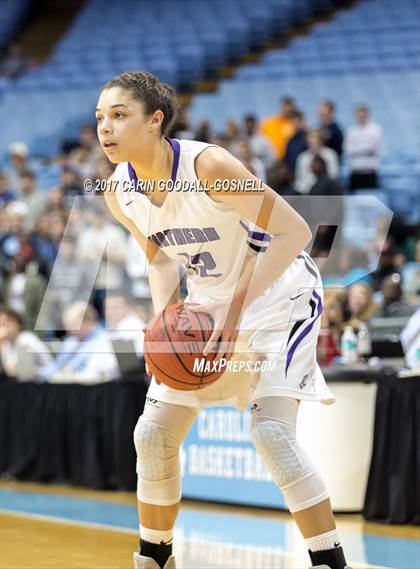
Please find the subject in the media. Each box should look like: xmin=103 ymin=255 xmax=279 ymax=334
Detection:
xmin=1 ymin=482 xmax=419 ymax=569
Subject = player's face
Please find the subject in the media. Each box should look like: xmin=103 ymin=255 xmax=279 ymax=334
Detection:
xmin=96 ymin=87 xmax=153 ymax=163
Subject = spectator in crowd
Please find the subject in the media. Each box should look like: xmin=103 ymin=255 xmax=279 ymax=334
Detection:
xmin=194 ymin=119 xmax=212 ymax=143
xmin=260 ymin=96 xmax=296 ymax=158
xmin=369 ymin=234 xmax=406 ymax=291
xmin=344 ymin=104 xmax=383 ymax=191
xmin=345 ymin=282 xmax=378 ymax=331
xmin=125 ymin=234 xmax=153 ymax=322
xmin=236 ymin=140 xmax=266 ymax=181
xmin=317 ymin=290 xmax=347 ymax=366
xmin=76 ymin=204 xmax=127 ymax=320
xmin=309 ymin=155 xmax=345 ymax=196
xmin=38 ymin=302 xmax=118 ymax=382
xmin=30 ymin=215 xmax=61 ymax=276
xmin=0 ymin=201 xmax=30 ymax=269
xmin=0 ymin=43 xmax=27 ymax=78
xmin=59 ymin=165 xmax=84 ymax=206
xmin=0 ymin=172 xmax=16 ymax=208
xmin=1 ymin=254 xmax=46 ymax=331
xmin=18 ymin=170 xmax=47 ymax=230
xmin=243 ymin=114 xmax=276 ymax=169
xmin=6 ymin=142 xmax=31 ymax=193
xmin=105 ymin=292 xmax=146 ymax=355
xmin=377 ymin=274 xmax=416 ymax=318
xmin=318 ymin=99 xmax=344 ymax=159
xmin=267 ymin=161 xmax=298 ymax=196
xmin=43 ymin=236 xmax=88 ymax=331
xmin=400 ymin=308 xmax=420 ymax=369
xmin=285 ymin=110 xmax=308 ymax=174
xmin=306 ymin=155 xmax=344 ymax=259
xmin=44 ymin=187 xmax=68 ymax=221
xmin=224 ymin=119 xmax=243 ymax=156
xmin=172 ymin=106 xmax=194 ymax=140
xmin=295 ymin=129 xmax=339 ymax=194
xmin=0 ymin=306 xmax=52 ymax=381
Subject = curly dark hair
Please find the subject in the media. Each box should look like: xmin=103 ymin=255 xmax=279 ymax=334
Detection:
xmin=101 ymin=71 xmax=178 ymax=136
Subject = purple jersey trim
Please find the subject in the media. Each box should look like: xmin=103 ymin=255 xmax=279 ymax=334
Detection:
xmin=240 ymin=220 xmax=272 ymax=242
xmin=285 ymin=290 xmax=323 ymax=377
xmin=127 ymin=137 xmax=180 ymax=193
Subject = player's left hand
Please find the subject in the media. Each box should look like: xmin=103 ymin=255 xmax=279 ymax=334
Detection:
xmin=186 ymin=300 xmax=241 ymax=361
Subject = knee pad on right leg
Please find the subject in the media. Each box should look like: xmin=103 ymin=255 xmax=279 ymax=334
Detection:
xmin=251 ymin=418 xmax=329 ymax=512
xmin=134 ymin=416 xmax=181 ymax=506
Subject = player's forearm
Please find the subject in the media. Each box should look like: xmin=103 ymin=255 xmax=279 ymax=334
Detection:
xmin=148 ymin=261 xmax=181 ymax=315
xmin=232 ymin=228 xmax=312 ymax=318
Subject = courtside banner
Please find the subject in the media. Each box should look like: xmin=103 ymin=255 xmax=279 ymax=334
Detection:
xmin=181 ymin=407 xmax=286 ymax=508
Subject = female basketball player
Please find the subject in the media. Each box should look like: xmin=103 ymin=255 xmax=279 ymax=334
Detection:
xmin=96 ymin=72 xmax=350 ymax=569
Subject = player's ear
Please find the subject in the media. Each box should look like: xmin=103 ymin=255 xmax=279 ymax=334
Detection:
xmin=150 ymin=110 xmax=164 ymax=134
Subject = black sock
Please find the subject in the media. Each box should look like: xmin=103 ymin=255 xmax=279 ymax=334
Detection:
xmin=309 ymin=546 xmax=347 ymax=569
xmin=140 ymin=538 xmax=172 ymax=568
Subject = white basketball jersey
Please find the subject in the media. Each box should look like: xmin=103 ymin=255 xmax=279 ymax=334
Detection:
xmin=113 ymin=138 xmax=311 ymax=304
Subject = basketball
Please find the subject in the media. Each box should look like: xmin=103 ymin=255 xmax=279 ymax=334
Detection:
xmin=144 ymin=302 xmax=226 ymax=390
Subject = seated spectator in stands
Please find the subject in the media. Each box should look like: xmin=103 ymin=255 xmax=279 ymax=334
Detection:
xmin=1 ymin=254 xmax=46 ymax=331
xmin=285 ymin=110 xmax=308 ymax=174
xmin=0 ymin=43 xmax=27 ymax=78
xmin=76 ymin=204 xmax=127 ymax=320
xmin=18 ymin=170 xmax=47 ymax=230
xmin=267 ymin=161 xmax=298 ymax=196
xmin=125 ymin=234 xmax=152 ymax=321
xmin=105 ymin=292 xmax=146 ymax=355
xmin=345 ymin=282 xmax=378 ymax=331
xmin=43 ymin=236 xmax=88 ymax=331
xmin=0 ymin=201 xmax=30 ymax=269
xmin=6 ymin=142 xmax=31 ymax=193
xmin=295 ymin=129 xmax=339 ymax=194
xmin=400 ymin=308 xmax=420 ymax=369
xmin=236 ymin=140 xmax=266 ymax=181
xmin=0 ymin=306 xmax=52 ymax=381
xmin=369 ymin=235 xmax=406 ymax=291
xmin=39 ymin=302 xmax=118 ymax=382
xmin=194 ymin=119 xmax=212 ymax=143
xmin=44 ymin=187 xmax=68 ymax=221
xmin=243 ymin=114 xmax=276 ymax=169
xmin=59 ymin=165 xmax=83 ymax=207
xmin=323 ymin=245 xmax=371 ymax=288
xmin=30 ymin=215 xmax=60 ymax=277
xmin=344 ymin=105 xmax=382 ymax=191
xmin=224 ymin=119 xmax=243 ymax=157
xmin=172 ymin=106 xmax=194 ymax=140
xmin=309 ymin=155 xmax=345 ymax=196
xmin=377 ymin=274 xmax=416 ymax=318
xmin=317 ymin=290 xmax=347 ymax=366
xmin=260 ymin=96 xmax=296 ymax=159
xmin=0 ymin=172 xmax=16 ymax=208
xmin=318 ymin=99 xmax=344 ymax=159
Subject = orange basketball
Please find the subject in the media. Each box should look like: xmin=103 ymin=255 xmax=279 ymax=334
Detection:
xmin=144 ymin=302 xmax=226 ymax=390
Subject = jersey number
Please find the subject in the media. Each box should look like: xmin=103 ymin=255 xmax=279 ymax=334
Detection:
xmin=178 ymin=252 xmax=222 ymax=279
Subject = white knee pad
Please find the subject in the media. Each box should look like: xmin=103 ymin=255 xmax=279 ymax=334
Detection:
xmin=133 ymin=416 xmax=181 ymax=506
xmin=251 ymin=404 xmax=329 ymax=512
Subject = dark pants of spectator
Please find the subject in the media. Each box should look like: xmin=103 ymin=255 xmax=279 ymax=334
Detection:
xmin=91 ymin=289 xmax=107 ymax=324
xmin=349 ymin=171 xmax=378 ymax=191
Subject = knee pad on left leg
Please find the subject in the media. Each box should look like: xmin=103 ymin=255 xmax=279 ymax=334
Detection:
xmin=251 ymin=418 xmax=329 ymax=512
xmin=133 ymin=417 xmax=181 ymax=506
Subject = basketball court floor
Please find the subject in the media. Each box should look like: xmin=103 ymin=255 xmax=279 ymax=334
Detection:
xmin=1 ymin=481 xmax=418 ymax=569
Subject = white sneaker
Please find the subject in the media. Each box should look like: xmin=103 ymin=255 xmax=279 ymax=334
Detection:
xmin=133 ymin=552 xmax=176 ymax=569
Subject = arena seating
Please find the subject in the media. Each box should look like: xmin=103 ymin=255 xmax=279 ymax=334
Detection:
xmin=4 ymin=0 xmax=341 ymax=92
xmin=0 ymin=0 xmax=418 ymax=222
